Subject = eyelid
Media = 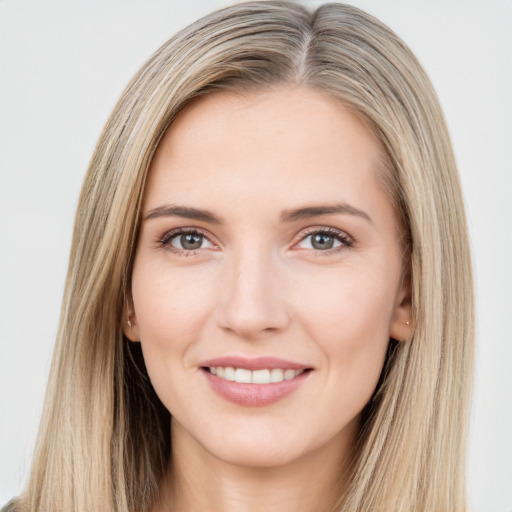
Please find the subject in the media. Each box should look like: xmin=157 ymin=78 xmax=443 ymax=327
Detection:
xmin=292 ymin=226 xmax=354 ymax=252
xmin=158 ymin=227 xmax=220 ymax=253
xmin=156 ymin=225 xmax=354 ymax=256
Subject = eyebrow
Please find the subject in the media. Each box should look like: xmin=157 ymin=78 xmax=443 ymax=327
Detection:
xmin=144 ymin=205 xmax=223 ymax=224
xmin=280 ymin=203 xmax=372 ymax=224
xmin=144 ymin=202 xmax=372 ymax=225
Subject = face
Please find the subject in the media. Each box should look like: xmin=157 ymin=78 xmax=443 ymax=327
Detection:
xmin=125 ymin=87 xmax=412 ymax=468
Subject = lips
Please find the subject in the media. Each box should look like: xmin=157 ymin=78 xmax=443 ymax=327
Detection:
xmin=199 ymin=356 xmax=313 ymax=407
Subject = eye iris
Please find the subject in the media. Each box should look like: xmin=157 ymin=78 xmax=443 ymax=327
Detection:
xmin=181 ymin=233 xmax=203 ymax=250
xmin=311 ymin=233 xmax=334 ymax=250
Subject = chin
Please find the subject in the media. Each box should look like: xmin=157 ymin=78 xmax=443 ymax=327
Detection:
xmin=196 ymin=418 xmax=345 ymax=470
xmin=208 ymin=439 xmax=305 ymax=468
xmin=176 ymin=416 xmax=313 ymax=469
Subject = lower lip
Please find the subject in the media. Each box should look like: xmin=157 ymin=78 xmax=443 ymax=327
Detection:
xmin=201 ymin=369 xmax=311 ymax=407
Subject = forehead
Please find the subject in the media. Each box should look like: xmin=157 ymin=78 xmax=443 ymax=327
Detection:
xmin=144 ymin=87 xmax=389 ymax=219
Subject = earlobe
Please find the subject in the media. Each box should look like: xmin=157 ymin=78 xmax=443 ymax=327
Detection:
xmin=389 ymin=270 xmax=414 ymax=343
xmin=122 ymin=297 xmax=141 ymax=342
xmin=390 ymin=318 xmax=414 ymax=343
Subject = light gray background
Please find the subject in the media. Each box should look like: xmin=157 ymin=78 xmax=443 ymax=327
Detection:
xmin=1 ymin=1 xmax=511 ymax=510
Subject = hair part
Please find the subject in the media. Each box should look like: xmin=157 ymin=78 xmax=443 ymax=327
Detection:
xmin=17 ymin=2 xmax=474 ymax=511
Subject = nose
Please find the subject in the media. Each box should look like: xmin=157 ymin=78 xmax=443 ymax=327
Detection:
xmin=216 ymin=247 xmax=291 ymax=340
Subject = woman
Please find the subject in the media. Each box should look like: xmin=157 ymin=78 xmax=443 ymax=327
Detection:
xmin=4 ymin=1 xmax=474 ymax=511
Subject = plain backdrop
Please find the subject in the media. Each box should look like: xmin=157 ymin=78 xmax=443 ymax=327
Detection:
xmin=0 ymin=1 xmax=511 ymax=510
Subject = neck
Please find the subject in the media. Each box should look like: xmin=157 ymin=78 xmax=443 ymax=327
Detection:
xmin=154 ymin=418 xmax=357 ymax=512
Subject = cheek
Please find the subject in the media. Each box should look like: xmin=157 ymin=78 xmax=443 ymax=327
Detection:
xmin=130 ymin=262 xmax=221 ymax=415
xmin=131 ymin=260 xmax=218 ymax=371
xmin=293 ymin=262 xmax=396 ymax=342
xmin=291 ymin=264 xmax=396 ymax=394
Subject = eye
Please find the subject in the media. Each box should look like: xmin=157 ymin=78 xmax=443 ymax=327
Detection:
xmin=295 ymin=228 xmax=353 ymax=252
xmin=159 ymin=229 xmax=216 ymax=254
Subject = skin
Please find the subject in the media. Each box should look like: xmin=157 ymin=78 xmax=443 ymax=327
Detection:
xmin=124 ymin=87 xmax=413 ymax=512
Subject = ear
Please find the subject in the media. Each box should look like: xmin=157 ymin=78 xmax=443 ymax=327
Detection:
xmin=389 ymin=269 xmax=414 ymax=343
xmin=123 ymin=293 xmax=141 ymax=342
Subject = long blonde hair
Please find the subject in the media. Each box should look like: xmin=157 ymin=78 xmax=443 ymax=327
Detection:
xmin=16 ymin=2 xmax=474 ymax=511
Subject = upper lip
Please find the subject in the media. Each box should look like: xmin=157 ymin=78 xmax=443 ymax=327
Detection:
xmin=199 ymin=356 xmax=312 ymax=371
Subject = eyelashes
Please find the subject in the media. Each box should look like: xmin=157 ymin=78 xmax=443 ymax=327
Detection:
xmin=157 ymin=226 xmax=354 ymax=257
xmin=158 ymin=228 xmax=216 ymax=255
xmin=296 ymin=227 xmax=353 ymax=253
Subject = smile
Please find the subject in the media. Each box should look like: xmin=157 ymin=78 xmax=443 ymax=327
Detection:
xmin=207 ymin=367 xmax=306 ymax=384
xmin=199 ymin=356 xmax=313 ymax=407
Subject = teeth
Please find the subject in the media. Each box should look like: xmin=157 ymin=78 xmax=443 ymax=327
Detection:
xmin=270 ymin=368 xmax=284 ymax=382
xmin=210 ymin=367 xmax=305 ymax=384
xmin=234 ymin=368 xmax=252 ymax=383
xmin=252 ymin=369 xmax=270 ymax=384
xmin=284 ymin=369 xmax=296 ymax=380
xmin=224 ymin=367 xmax=235 ymax=381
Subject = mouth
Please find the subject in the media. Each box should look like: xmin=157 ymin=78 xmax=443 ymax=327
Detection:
xmin=199 ymin=356 xmax=314 ymax=407
xmin=203 ymin=366 xmax=310 ymax=384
